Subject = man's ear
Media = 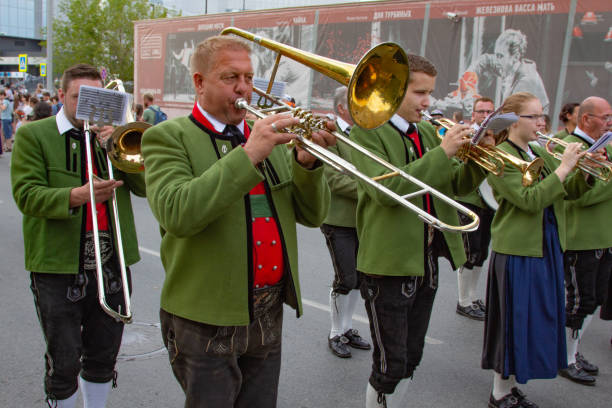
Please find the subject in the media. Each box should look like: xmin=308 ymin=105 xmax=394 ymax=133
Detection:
xmin=192 ymin=72 xmax=204 ymax=93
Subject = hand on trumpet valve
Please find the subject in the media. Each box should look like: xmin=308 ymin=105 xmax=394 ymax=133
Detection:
xmin=243 ymin=113 xmax=300 ymax=165
xmin=440 ymin=123 xmax=473 ymax=158
xmin=555 ymin=142 xmax=587 ymax=181
xmin=585 ymin=148 xmax=607 ymax=168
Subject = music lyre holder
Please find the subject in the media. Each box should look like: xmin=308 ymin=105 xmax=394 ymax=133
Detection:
xmin=75 ymin=85 xmax=133 ymax=323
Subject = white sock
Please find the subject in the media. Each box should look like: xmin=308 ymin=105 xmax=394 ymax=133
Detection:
xmin=79 ymin=376 xmax=112 ymax=408
xmin=579 ymin=312 xmax=596 ymax=340
xmin=575 ymin=310 xmax=597 ymax=357
xmin=342 ymin=290 xmax=361 ymax=333
xmin=54 ymin=392 xmax=78 ymax=408
xmin=468 ymin=265 xmax=482 ymax=302
xmin=457 ymin=267 xmax=472 ymax=307
xmin=385 ymin=378 xmax=412 ymax=408
xmin=566 ymin=327 xmax=579 ymax=365
xmin=330 ymin=290 xmax=350 ymax=338
xmin=365 ymin=382 xmax=385 ymax=408
xmin=492 ymin=373 xmax=515 ymax=400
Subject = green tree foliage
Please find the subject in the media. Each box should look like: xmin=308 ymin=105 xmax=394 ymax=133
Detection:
xmin=53 ymin=0 xmax=175 ymax=84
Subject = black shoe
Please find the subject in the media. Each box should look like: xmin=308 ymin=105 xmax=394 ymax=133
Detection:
xmin=344 ymin=329 xmax=371 ymax=350
xmin=559 ymin=363 xmax=596 ymax=386
xmin=488 ymin=393 xmax=521 ymax=408
xmin=575 ymin=353 xmax=598 ymax=375
xmin=328 ymin=334 xmax=351 ymax=358
xmin=456 ymin=303 xmax=485 ymax=321
xmin=473 ymin=299 xmax=486 ymax=313
xmin=511 ymin=388 xmax=538 ymax=408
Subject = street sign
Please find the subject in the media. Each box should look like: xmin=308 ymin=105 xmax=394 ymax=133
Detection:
xmin=18 ymin=54 xmax=27 ymax=73
xmin=40 ymin=63 xmax=47 ymax=77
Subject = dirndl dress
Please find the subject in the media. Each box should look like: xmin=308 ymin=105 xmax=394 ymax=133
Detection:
xmin=482 ymin=207 xmax=567 ymax=384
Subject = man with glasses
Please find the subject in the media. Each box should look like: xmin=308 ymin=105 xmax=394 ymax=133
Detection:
xmin=559 ymin=96 xmax=612 ymax=386
xmin=454 ymin=97 xmax=496 ymax=320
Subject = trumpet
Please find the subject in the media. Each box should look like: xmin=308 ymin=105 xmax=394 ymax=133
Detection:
xmin=223 ymin=27 xmax=480 ymax=232
xmin=536 ymin=131 xmax=612 ymax=182
xmin=422 ymin=112 xmax=544 ymax=187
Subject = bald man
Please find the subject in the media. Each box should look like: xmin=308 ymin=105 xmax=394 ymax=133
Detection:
xmin=560 ymin=96 xmax=612 ymax=386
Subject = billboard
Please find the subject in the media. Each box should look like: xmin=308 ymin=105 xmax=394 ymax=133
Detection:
xmin=134 ymin=0 xmax=612 ymax=129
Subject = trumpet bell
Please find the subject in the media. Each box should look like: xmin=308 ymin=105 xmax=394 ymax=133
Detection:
xmin=106 ymin=121 xmax=150 ymax=173
xmin=349 ymin=43 xmax=410 ymax=129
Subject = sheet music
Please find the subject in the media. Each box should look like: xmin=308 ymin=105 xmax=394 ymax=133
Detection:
xmin=471 ymin=112 xmax=519 ymax=143
xmin=75 ymin=85 xmax=129 ymax=126
xmin=587 ymin=131 xmax=612 ymax=152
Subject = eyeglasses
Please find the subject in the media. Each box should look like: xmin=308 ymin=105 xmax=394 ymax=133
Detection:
xmin=519 ymin=114 xmax=546 ymax=121
xmin=587 ymin=113 xmax=612 ymax=122
xmin=474 ymin=110 xmax=494 ymax=114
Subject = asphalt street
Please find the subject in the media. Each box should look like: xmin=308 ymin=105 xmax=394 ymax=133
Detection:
xmin=0 ymin=151 xmax=610 ymax=407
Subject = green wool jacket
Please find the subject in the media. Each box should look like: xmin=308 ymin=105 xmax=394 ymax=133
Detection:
xmin=455 ymin=184 xmax=486 ymax=208
xmin=351 ymin=120 xmax=487 ymax=276
xmin=11 ymin=116 xmax=145 ymax=274
xmin=322 ymin=122 xmax=357 ymax=227
xmin=554 ymin=128 xmax=570 ymax=139
xmin=487 ymin=141 xmax=592 ymax=257
xmin=563 ymin=135 xmax=612 ymax=250
xmin=141 ymin=116 xmax=329 ymax=326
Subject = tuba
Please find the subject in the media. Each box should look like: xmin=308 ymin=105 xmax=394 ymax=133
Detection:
xmin=222 ymin=27 xmax=481 ymax=232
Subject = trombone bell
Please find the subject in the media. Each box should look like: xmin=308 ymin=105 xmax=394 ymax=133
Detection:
xmin=221 ymin=27 xmax=409 ymax=129
xmin=106 ymin=122 xmax=150 ymax=173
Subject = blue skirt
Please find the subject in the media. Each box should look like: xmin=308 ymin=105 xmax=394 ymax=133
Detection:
xmin=503 ymin=208 xmax=567 ymax=383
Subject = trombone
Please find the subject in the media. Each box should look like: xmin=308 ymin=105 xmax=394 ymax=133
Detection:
xmin=536 ymin=131 xmax=611 ymax=182
xmin=222 ymin=27 xmax=480 ymax=232
xmin=83 ymin=79 xmax=150 ymax=323
xmin=422 ymin=111 xmax=544 ymax=187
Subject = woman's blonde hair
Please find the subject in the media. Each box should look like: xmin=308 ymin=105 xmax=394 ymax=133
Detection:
xmin=496 ymin=92 xmax=538 ymax=144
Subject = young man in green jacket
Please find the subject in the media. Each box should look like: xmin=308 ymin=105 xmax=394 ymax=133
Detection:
xmin=559 ymin=96 xmax=612 ymax=386
xmin=351 ymin=54 xmax=492 ymax=408
xmin=11 ymin=64 xmax=146 ymax=408
xmin=141 ymin=35 xmax=333 ymax=407
xmin=321 ymin=86 xmax=370 ymax=358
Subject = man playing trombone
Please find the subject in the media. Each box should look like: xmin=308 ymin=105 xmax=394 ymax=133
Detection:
xmin=10 ymin=64 xmax=146 ymax=408
xmin=559 ymin=96 xmax=612 ymax=386
xmin=350 ymin=54 xmax=494 ymax=408
xmin=142 ymin=35 xmax=334 ymax=407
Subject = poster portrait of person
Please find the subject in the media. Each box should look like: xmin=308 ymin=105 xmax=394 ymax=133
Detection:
xmin=163 ymin=33 xmax=201 ymax=102
xmin=431 ymin=26 xmax=552 ymax=117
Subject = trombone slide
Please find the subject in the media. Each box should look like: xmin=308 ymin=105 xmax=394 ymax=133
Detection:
xmin=235 ymin=97 xmax=480 ymax=233
xmin=83 ymin=122 xmax=132 ymax=323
